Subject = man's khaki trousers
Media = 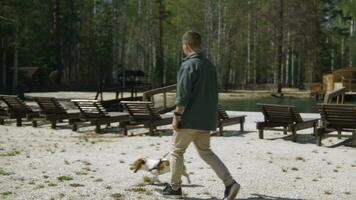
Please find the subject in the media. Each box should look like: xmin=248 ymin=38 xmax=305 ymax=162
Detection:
xmin=170 ymin=129 xmax=234 ymax=190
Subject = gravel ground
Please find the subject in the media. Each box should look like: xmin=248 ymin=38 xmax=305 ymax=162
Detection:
xmin=0 ymin=111 xmax=355 ymax=200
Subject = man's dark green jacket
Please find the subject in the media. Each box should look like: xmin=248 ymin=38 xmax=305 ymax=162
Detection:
xmin=176 ymin=52 xmax=218 ymax=131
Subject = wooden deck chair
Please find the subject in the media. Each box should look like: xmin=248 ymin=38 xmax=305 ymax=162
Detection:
xmin=0 ymin=95 xmax=39 ymax=126
xmin=71 ymin=99 xmax=129 ymax=133
xmin=256 ymin=103 xmax=319 ymax=142
xmin=120 ymin=101 xmax=173 ymax=136
xmin=317 ymin=104 xmax=356 ymax=146
xmin=33 ymin=97 xmax=80 ymax=129
xmin=217 ymin=105 xmax=246 ymax=136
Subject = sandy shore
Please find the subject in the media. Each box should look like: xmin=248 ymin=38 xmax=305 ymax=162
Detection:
xmin=0 ymin=111 xmax=355 ymax=200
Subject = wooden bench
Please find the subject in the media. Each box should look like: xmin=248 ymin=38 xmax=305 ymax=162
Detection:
xmin=71 ymin=99 xmax=129 ymax=133
xmin=0 ymin=95 xmax=39 ymax=126
xmin=120 ymin=101 xmax=173 ymax=136
xmin=317 ymin=104 xmax=356 ymax=146
xmin=256 ymin=104 xmax=319 ymax=142
xmin=218 ymin=105 xmax=246 ymax=136
xmin=33 ymin=97 xmax=80 ymax=129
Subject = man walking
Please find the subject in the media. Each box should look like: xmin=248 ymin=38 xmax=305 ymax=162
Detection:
xmin=161 ymin=31 xmax=240 ymax=200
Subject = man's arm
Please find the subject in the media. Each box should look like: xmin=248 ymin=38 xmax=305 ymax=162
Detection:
xmin=173 ymin=64 xmax=194 ymax=132
xmin=172 ymin=106 xmax=185 ymax=132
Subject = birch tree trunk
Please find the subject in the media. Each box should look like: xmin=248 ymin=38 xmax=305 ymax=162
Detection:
xmin=246 ymin=0 xmax=251 ymax=87
xmin=12 ymin=21 xmax=19 ymax=93
xmin=112 ymin=0 xmax=119 ymax=84
xmin=53 ymin=0 xmax=62 ymax=85
xmin=1 ymin=38 xmax=6 ymax=92
xmin=285 ymin=31 xmax=290 ymax=86
xmin=277 ymin=0 xmax=284 ymax=93
xmin=349 ymin=19 xmax=353 ymax=68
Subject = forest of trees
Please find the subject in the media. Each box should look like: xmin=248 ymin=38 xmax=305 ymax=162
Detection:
xmin=1 ymin=0 xmax=356 ymax=93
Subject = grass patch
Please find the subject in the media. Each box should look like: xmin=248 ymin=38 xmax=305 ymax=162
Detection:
xmin=28 ymin=181 xmax=36 ymax=185
xmin=291 ymin=167 xmax=298 ymax=171
xmin=82 ymin=167 xmax=91 ymax=172
xmin=75 ymin=171 xmax=88 ymax=176
xmin=1 ymin=191 xmax=12 ymax=196
xmin=295 ymin=156 xmax=305 ymax=162
xmin=143 ymin=176 xmax=151 ymax=183
xmin=43 ymin=175 xmax=49 ymax=179
xmin=94 ymin=178 xmax=103 ymax=182
xmin=57 ymin=176 xmax=73 ymax=181
xmin=81 ymin=160 xmax=92 ymax=166
xmin=69 ymin=183 xmax=84 ymax=187
xmin=34 ymin=184 xmax=45 ymax=189
xmin=324 ymin=191 xmax=332 ymax=195
xmin=0 ymin=150 xmax=21 ymax=157
xmin=64 ymin=160 xmax=70 ymax=165
xmin=125 ymin=187 xmax=146 ymax=193
xmin=0 ymin=168 xmax=12 ymax=176
xmin=111 ymin=193 xmax=124 ymax=200
xmin=48 ymin=183 xmax=58 ymax=187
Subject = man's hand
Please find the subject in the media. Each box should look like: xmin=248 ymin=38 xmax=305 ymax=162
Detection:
xmin=172 ymin=115 xmax=180 ymax=132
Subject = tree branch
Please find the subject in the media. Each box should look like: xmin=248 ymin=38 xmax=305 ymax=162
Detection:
xmin=0 ymin=15 xmax=16 ymax=23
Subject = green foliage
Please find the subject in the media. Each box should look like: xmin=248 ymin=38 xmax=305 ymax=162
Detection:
xmin=1 ymin=0 xmax=356 ymax=91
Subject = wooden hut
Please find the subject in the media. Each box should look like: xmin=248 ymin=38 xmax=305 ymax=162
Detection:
xmin=323 ymin=67 xmax=356 ymax=92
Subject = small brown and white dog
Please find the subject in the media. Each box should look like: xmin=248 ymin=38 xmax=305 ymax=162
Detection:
xmin=130 ymin=158 xmax=191 ymax=184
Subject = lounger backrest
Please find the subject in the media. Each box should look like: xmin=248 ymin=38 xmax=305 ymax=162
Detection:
xmin=258 ymin=104 xmax=303 ymax=123
xmin=34 ymin=97 xmax=67 ymax=115
xmin=121 ymin=101 xmax=161 ymax=121
xmin=318 ymin=104 xmax=356 ymax=129
xmin=0 ymin=95 xmax=33 ymax=113
xmin=71 ymin=100 xmax=108 ymax=118
xmin=218 ymin=105 xmax=230 ymax=120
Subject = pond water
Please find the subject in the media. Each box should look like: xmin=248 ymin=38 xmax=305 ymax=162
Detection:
xmin=220 ymin=96 xmax=319 ymax=113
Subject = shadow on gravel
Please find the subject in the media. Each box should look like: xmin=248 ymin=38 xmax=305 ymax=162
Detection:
xmin=211 ymin=130 xmax=254 ymax=137
xmin=185 ymin=193 xmax=305 ymax=200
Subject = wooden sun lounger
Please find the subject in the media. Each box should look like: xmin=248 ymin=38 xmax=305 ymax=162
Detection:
xmin=120 ymin=101 xmax=173 ymax=136
xmin=71 ymin=99 xmax=129 ymax=133
xmin=0 ymin=95 xmax=39 ymax=126
xmin=316 ymin=104 xmax=356 ymax=146
xmin=217 ymin=105 xmax=246 ymax=136
xmin=33 ymin=97 xmax=80 ymax=129
xmin=256 ymin=103 xmax=319 ymax=142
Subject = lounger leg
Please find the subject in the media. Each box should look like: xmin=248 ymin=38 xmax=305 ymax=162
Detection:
xmin=258 ymin=129 xmax=264 ymax=139
xmin=312 ymin=122 xmax=317 ymax=136
xmin=72 ymin=123 xmax=78 ymax=131
xmin=352 ymin=130 xmax=356 ymax=145
xmin=0 ymin=119 xmax=4 ymax=125
xmin=95 ymin=124 xmax=101 ymax=133
xmin=219 ymin=125 xmax=223 ymax=136
xmin=32 ymin=120 xmax=37 ymax=127
xmin=316 ymin=136 xmax=322 ymax=146
xmin=291 ymin=127 xmax=297 ymax=142
xmin=16 ymin=118 xmax=22 ymax=127
xmin=240 ymin=119 xmax=244 ymax=132
xmin=283 ymin=126 xmax=288 ymax=135
xmin=106 ymin=123 xmax=111 ymax=127
xmin=149 ymin=126 xmax=154 ymax=136
xmin=337 ymin=130 xmax=341 ymax=139
xmin=124 ymin=127 xmax=128 ymax=136
xmin=51 ymin=121 xmax=56 ymax=129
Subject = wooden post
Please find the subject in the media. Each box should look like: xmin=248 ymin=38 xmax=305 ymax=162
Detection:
xmin=163 ymin=91 xmax=167 ymax=109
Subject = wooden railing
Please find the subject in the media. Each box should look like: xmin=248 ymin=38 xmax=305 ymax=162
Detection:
xmin=324 ymin=87 xmax=346 ymax=104
xmin=142 ymin=84 xmax=176 ymax=110
xmin=342 ymin=77 xmax=356 ymax=92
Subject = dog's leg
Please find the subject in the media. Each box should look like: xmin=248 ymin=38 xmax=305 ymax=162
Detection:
xmin=182 ymin=170 xmax=191 ymax=184
xmin=151 ymin=173 xmax=160 ymax=184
